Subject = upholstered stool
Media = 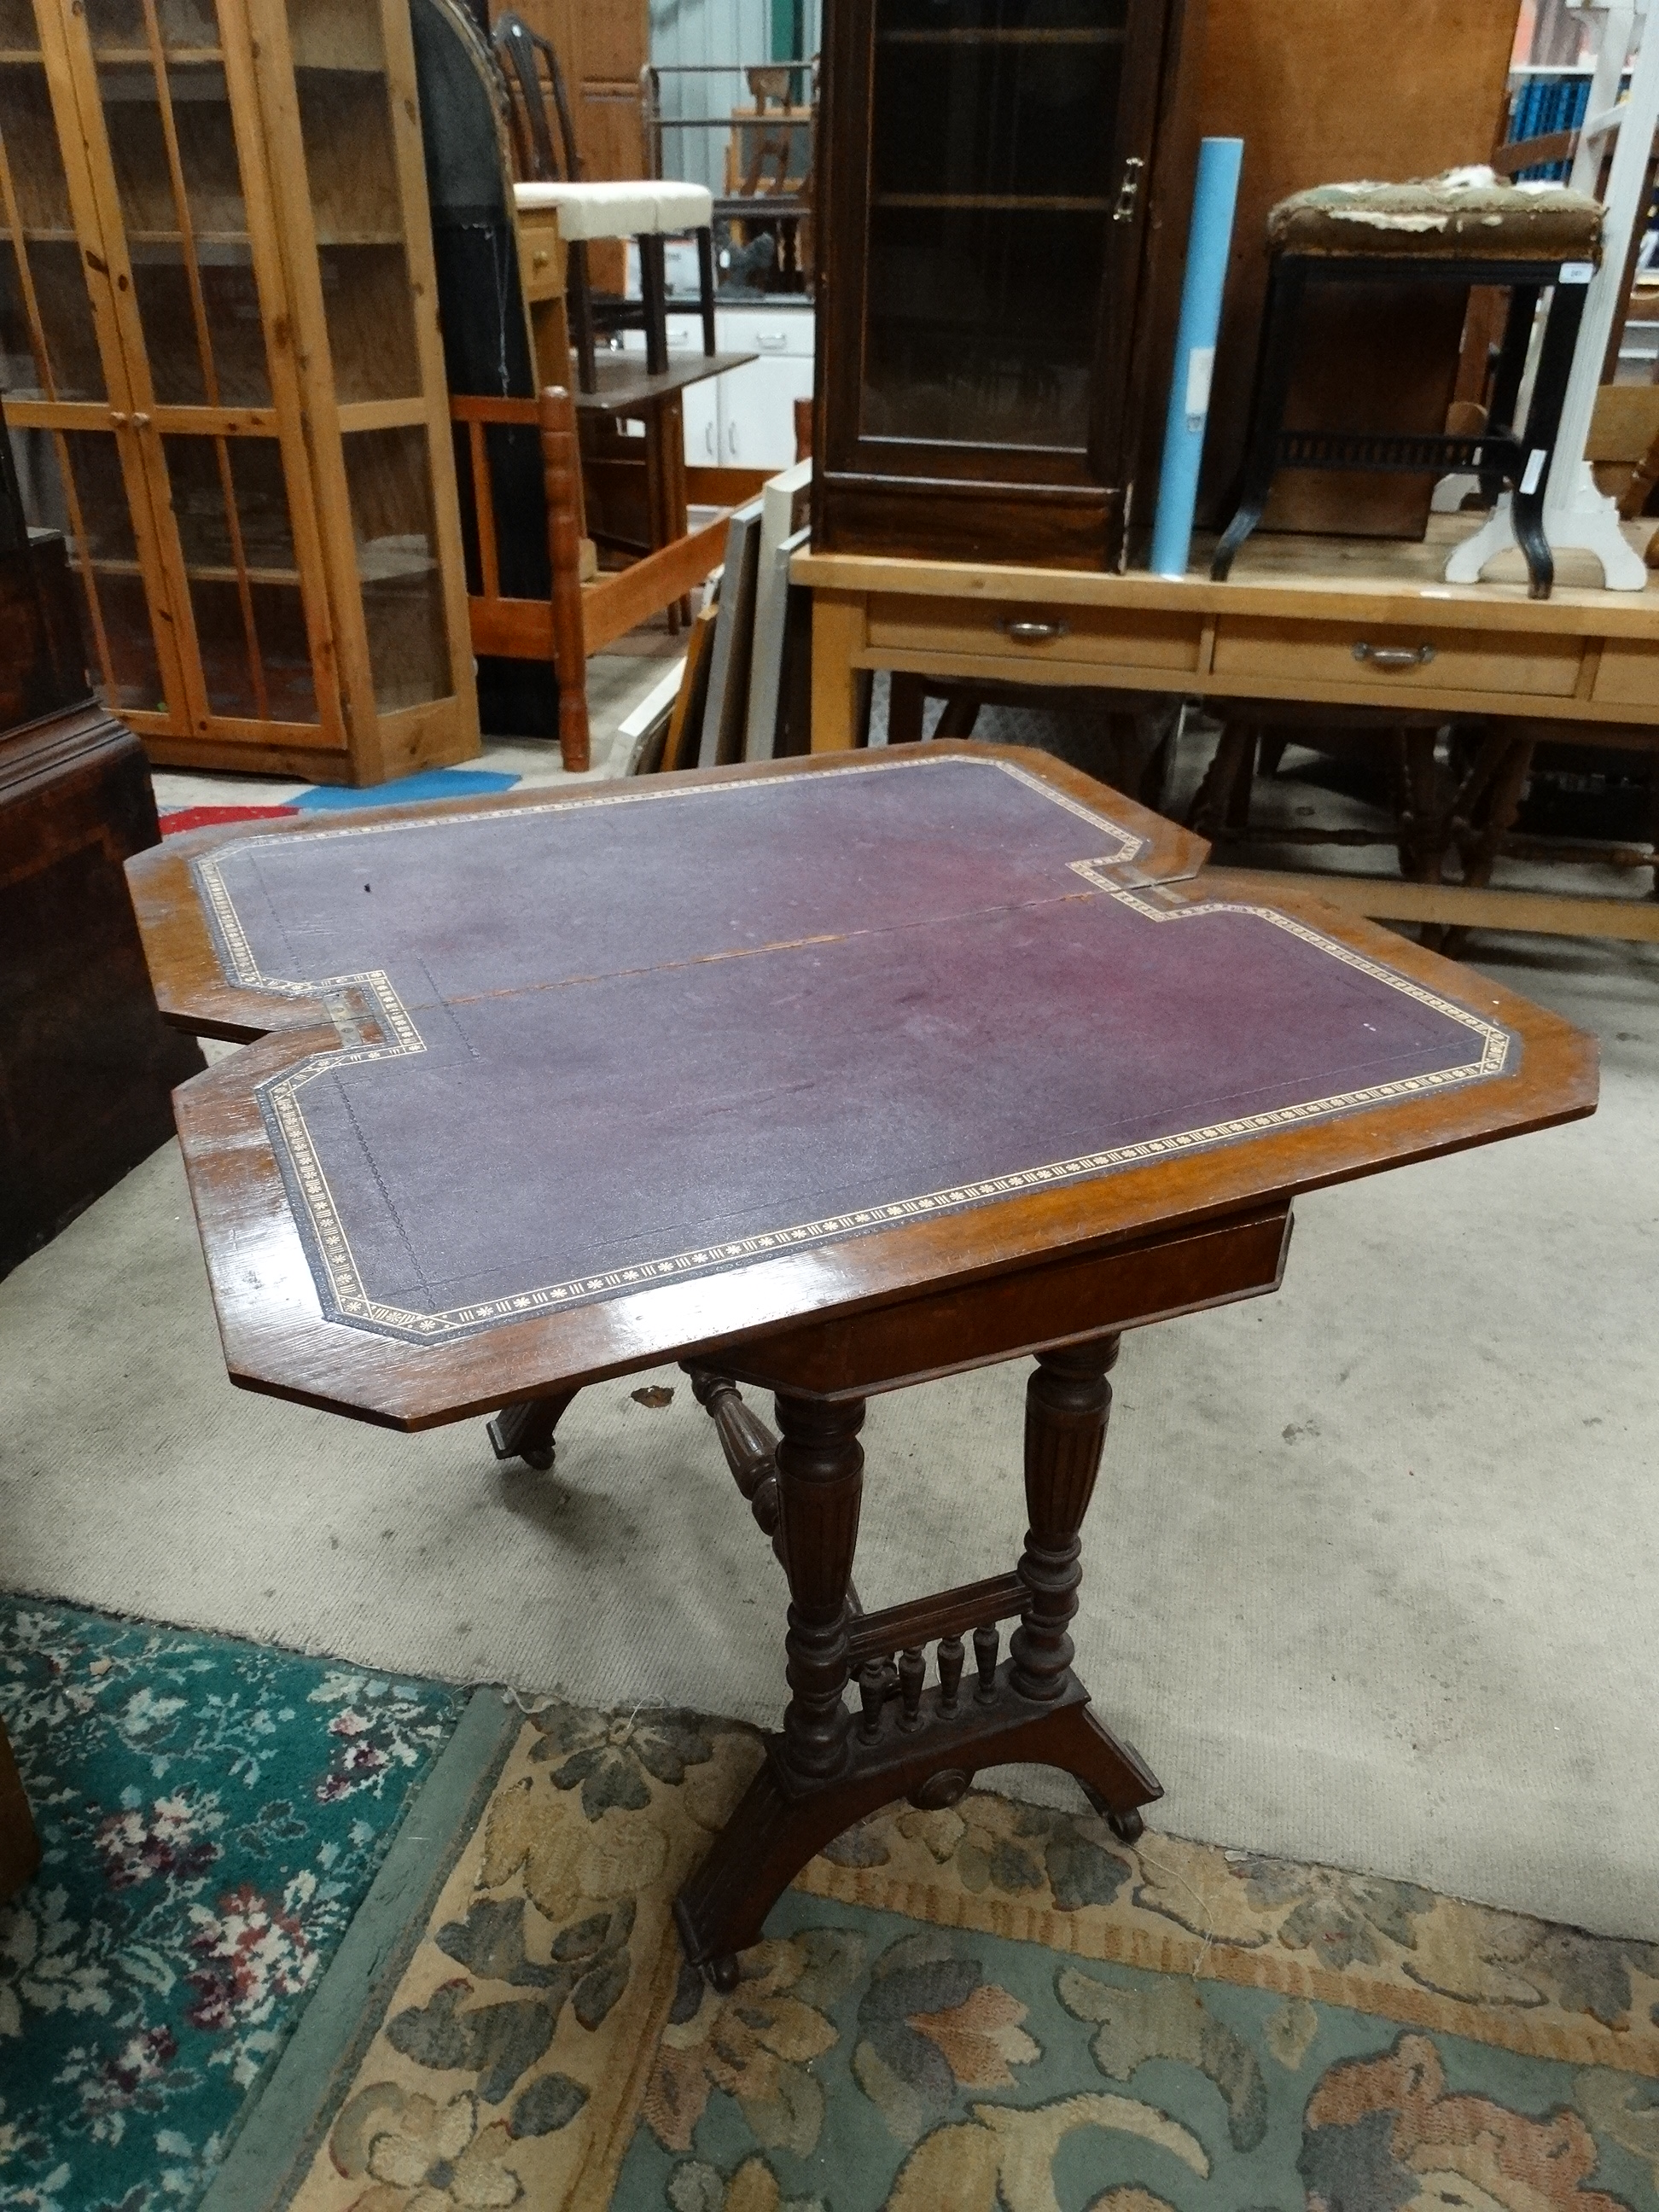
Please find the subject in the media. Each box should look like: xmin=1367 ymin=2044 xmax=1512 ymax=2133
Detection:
xmin=494 ymin=15 xmax=717 ymax=394
xmin=1212 ymin=168 xmax=1604 ymax=597
xmin=515 ymin=179 xmax=717 ymax=390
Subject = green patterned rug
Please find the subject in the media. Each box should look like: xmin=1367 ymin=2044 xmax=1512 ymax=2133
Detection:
xmin=0 ymin=1598 xmax=467 ymax=2209
xmin=274 ymin=1707 xmax=1659 ymax=2212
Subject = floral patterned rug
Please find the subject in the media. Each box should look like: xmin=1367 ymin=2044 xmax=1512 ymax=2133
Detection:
xmin=285 ymin=1703 xmax=1659 ymax=2212
xmin=0 ymin=1598 xmax=466 ymax=2209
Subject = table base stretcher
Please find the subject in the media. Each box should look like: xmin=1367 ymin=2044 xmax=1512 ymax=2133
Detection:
xmin=493 ymin=1220 xmax=1290 ymax=1988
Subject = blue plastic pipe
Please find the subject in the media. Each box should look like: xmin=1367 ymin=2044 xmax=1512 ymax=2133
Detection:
xmin=1149 ymin=137 xmax=1244 ymax=579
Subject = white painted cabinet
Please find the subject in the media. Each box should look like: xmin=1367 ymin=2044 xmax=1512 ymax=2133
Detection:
xmin=626 ymin=308 xmax=815 ymax=474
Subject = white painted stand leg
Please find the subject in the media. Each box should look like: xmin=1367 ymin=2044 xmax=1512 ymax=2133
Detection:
xmin=1443 ymin=0 xmax=1656 ymax=592
xmin=1444 ymin=464 xmax=1651 ymax=589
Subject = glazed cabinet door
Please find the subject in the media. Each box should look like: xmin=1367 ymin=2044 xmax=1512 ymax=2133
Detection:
xmin=245 ymin=0 xmax=476 ymax=777
xmin=0 ymin=0 xmax=185 ymax=722
xmin=815 ymin=0 xmax=1173 ymax=567
xmin=1 ymin=0 xmax=346 ymax=756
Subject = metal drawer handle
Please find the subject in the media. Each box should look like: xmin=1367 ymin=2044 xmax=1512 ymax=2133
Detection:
xmin=998 ymin=617 xmax=1069 ymax=644
xmin=1352 ymin=641 xmax=1435 ymax=669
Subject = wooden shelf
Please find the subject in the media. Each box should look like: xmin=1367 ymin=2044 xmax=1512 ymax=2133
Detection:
xmin=873 ymin=193 xmax=1110 ymax=211
xmin=877 ymin=26 xmax=1127 ymax=42
xmin=88 ymin=44 xmax=222 ymax=61
xmin=85 ymin=552 xmax=306 ymax=585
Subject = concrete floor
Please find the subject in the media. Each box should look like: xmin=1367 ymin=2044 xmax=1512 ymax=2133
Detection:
xmin=3 ymin=688 xmax=1656 ymax=1941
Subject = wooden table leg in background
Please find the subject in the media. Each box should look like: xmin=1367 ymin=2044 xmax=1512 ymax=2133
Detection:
xmin=810 ymin=591 xmax=870 ymax=753
xmin=674 ymin=1333 xmax=1161 ymax=1985
xmin=0 ymin=1717 xmax=40 ymax=1903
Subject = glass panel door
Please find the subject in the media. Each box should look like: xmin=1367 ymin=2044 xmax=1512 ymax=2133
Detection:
xmin=860 ymin=0 xmax=1141 ymax=455
xmin=282 ymin=0 xmax=453 ymax=712
xmin=71 ymin=0 xmax=337 ymax=738
xmin=0 ymin=11 xmax=173 ymax=713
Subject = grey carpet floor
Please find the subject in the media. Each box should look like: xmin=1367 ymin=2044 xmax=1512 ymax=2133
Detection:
xmin=2 ymin=923 xmax=1655 ymax=1940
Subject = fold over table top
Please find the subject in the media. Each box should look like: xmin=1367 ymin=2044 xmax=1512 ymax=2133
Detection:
xmin=128 ymin=747 xmax=1597 ymax=1426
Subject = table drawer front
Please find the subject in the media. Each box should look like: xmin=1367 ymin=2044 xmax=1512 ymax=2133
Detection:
xmin=1211 ymin=618 xmax=1582 ymax=699
xmin=866 ymin=594 xmax=1203 ymax=675
xmin=1593 ymin=641 xmax=1659 ymax=709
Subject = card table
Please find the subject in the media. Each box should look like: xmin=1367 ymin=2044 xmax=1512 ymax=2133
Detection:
xmin=127 ymin=746 xmax=1597 ymax=1985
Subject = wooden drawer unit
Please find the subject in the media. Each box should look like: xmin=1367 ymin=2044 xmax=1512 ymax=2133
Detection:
xmin=1592 ymin=641 xmax=1659 ymax=709
xmin=517 ymin=209 xmax=567 ymax=305
xmin=865 ymin=596 xmax=1204 ymax=678
xmin=1211 ymin=619 xmax=1582 ymax=699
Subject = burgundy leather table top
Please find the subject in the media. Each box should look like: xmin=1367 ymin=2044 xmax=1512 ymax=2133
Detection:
xmin=189 ymin=753 xmax=1515 ymax=1345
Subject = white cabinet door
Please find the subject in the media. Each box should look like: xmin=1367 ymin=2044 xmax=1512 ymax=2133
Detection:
xmin=681 ymin=376 xmax=721 ymax=468
xmin=719 ymin=352 xmax=814 ymax=472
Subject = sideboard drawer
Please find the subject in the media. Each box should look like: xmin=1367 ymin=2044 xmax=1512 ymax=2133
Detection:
xmin=1592 ymin=641 xmax=1659 ymax=709
xmin=866 ymin=595 xmax=1204 ymax=676
xmin=1211 ymin=619 xmax=1582 ymax=698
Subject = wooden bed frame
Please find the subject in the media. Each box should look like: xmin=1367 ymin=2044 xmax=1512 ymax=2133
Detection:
xmin=451 ymin=387 xmax=729 ymax=771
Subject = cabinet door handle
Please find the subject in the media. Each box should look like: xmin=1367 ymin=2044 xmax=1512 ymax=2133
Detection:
xmin=726 ymin=420 xmax=738 ymax=457
xmin=109 ymin=410 xmax=129 ymax=427
xmin=704 ymin=419 xmax=716 ymax=457
xmin=130 ymin=411 xmax=151 ymax=429
xmin=998 ymin=616 xmax=1069 ymax=644
xmin=1352 ymin=641 xmax=1435 ymax=669
xmin=1113 ymin=154 xmax=1144 ymax=224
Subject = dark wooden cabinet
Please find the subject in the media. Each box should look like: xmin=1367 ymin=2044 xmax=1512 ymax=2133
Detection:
xmin=812 ymin=0 xmax=1190 ymax=567
xmin=1 ymin=416 xmax=202 ymax=1281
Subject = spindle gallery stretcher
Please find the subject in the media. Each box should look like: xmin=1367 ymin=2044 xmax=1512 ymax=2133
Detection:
xmin=127 ymin=745 xmax=1596 ymax=1982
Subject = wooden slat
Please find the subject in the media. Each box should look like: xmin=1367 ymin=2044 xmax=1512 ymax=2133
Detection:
xmin=468 ymin=596 xmax=553 ymax=659
xmin=846 ymin=1573 xmax=1027 ymax=1672
xmin=449 ymin=393 xmax=542 ymax=428
xmin=469 ymin=419 xmax=499 ymax=603
xmin=1237 ymin=870 xmax=1659 ymax=943
xmin=580 ymin=509 xmax=728 ymax=655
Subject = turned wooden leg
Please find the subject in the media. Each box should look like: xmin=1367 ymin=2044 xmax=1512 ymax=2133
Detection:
xmin=1011 ymin=1336 xmax=1116 ymax=1702
xmin=1188 ymin=721 xmax=1254 ymax=841
xmin=0 ymin=1717 xmax=39 ymax=1904
xmin=775 ymin=1392 xmax=865 ymax=1783
xmin=674 ymin=1354 xmax=1158 ymax=1979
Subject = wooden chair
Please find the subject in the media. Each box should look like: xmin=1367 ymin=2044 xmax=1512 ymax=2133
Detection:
xmin=492 ymin=14 xmax=716 ymax=390
xmin=451 ymin=386 xmax=728 ymax=771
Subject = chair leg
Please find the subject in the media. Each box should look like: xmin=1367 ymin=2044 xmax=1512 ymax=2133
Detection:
xmin=886 ymin=672 xmax=926 ymax=747
xmin=932 ymin=691 xmax=981 ymax=740
xmin=568 ymin=240 xmax=598 ymax=394
xmin=641 ymin=233 xmax=669 ymax=377
xmin=1510 ymin=275 xmax=1587 ymax=601
xmin=539 ymin=385 xmax=591 ymax=773
xmin=696 ymin=226 xmax=717 ymax=356
xmin=1187 ymin=719 xmax=1254 ymax=839
xmin=1212 ymin=259 xmax=1305 ymax=581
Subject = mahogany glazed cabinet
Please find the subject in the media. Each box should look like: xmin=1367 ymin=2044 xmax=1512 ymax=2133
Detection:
xmin=0 ymin=0 xmax=478 ymax=782
xmin=812 ymin=0 xmax=1192 ymax=567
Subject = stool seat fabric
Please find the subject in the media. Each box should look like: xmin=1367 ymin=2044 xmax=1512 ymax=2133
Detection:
xmin=514 ymin=178 xmax=714 ymax=242
xmin=1266 ymin=166 xmax=1603 ymax=261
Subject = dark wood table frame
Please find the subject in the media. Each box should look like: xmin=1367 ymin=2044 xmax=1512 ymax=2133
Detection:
xmin=127 ymin=748 xmax=1597 ymax=1986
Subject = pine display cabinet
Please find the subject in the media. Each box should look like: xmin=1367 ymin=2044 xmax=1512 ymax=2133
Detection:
xmin=0 ymin=0 xmax=478 ymax=782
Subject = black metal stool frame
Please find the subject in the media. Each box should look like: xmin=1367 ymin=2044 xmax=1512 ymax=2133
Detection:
xmin=1211 ymin=252 xmax=1592 ymax=600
